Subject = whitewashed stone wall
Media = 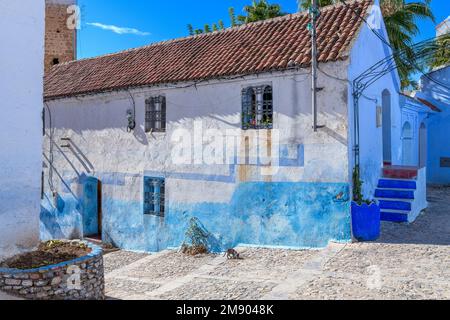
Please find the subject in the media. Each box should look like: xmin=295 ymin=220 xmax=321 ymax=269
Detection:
xmin=0 ymin=0 xmax=45 ymax=259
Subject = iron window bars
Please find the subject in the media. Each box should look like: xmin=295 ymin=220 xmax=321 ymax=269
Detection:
xmin=144 ymin=177 xmax=165 ymax=217
xmin=145 ymin=96 xmax=167 ymax=133
xmin=242 ymin=85 xmax=273 ymax=130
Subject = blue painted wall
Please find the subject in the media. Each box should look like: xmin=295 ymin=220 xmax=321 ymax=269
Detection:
xmin=100 ymin=181 xmax=351 ymax=252
xmin=40 ymin=176 xmax=99 ymax=240
xmin=40 ymin=193 xmax=83 ymax=240
xmin=82 ymin=177 xmax=99 ymax=236
xmin=421 ymin=66 xmax=450 ymax=185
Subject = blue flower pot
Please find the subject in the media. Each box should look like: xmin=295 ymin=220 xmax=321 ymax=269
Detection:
xmin=351 ymin=202 xmax=381 ymax=241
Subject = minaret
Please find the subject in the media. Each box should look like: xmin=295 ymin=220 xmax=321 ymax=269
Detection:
xmin=45 ymin=0 xmax=77 ymax=72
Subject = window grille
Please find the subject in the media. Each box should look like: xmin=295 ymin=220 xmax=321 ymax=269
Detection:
xmin=144 ymin=177 xmax=165 ymax=217
xmin=242 ymin=85 xmax=273 ymax=130
xmin=145 ymin=96 xmax=166 ymax=133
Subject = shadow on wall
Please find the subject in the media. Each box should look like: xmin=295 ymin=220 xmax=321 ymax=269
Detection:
xmin=40 ymin=193 xmax=83 ymax=241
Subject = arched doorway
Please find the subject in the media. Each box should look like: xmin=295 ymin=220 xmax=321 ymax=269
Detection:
xmin=419 ymin=123 xmax=427 ymax=168
xmin=382 ymin=90 xmax=392 ymax=165
xmin=402 ymin=122 xmax=413 ymax=166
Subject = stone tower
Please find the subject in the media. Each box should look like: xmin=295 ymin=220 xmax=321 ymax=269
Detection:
xmin=45 ymin=0 xmax=77 ymax=72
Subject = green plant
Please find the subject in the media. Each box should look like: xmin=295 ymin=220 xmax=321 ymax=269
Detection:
xmin=181 ymin=217 xmax=210 ymax=255
xmin=352 ymin=166 xmax=373 ymax=205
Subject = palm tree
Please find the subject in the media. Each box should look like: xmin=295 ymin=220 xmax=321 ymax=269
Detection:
xmin=188 ymin=1 xmax=285 ymax=35
xmin=432 ymin=34 xmax=450 ymax=68
xmin=298 ymin=0 xmax=435 ymax=88
xmin=237 ymin=0 xmax=286 ymax=24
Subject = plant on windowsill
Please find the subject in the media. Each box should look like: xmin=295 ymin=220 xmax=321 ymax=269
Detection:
xmin=351 ymin=166 xmax=381 ymax=242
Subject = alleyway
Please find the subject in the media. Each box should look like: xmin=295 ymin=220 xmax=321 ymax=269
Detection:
xmin=104 ymin=187 xmax=450 ymax=300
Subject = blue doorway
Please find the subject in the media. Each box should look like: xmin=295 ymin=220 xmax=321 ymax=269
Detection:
xmin=82 ymin=177 xmax=102 ymax=237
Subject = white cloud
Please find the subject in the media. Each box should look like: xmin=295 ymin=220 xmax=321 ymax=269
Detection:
xmin=87 ymin=22 xmax=150 ymax=36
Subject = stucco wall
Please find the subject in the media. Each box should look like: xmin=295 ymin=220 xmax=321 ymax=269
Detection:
xmin=42 ymin=65 xmax=353 ymax=252
xmin=400 ymin=101 xmax=429 ymax=167
xmin=347 ymin=7 xmax=402 ymax=199
xmin=421 ymin=67 xmax=450 ymax=185
xmin=0 ymin=0 xmax=45 ymax=260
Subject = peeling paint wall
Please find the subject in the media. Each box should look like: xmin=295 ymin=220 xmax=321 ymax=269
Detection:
xmin=0 ymin=0 xmax=45 ymax=260
xmin=42 ymin=65 xmax=353 ymax=252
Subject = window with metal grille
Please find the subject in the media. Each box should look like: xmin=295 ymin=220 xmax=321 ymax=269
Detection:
xmin=145 ymin=96 xmax=166 ymax=133
xmin=242 ymin=85 xmax=273 ymax=130
xmin=143 ymin=177 xmax=165 ymax=217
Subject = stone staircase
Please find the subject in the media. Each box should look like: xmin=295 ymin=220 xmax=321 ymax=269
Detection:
xmin=375 ymin=166 xmax=427 ymax=223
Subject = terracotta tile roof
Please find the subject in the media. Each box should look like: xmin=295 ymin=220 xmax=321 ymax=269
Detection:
xmin=400 ymin=93 xmax=442 ymax=112
xmin=44 ymin=0 xmax=373 ymax=100
xmin=416 ymin=97 xmax=442 ymax=112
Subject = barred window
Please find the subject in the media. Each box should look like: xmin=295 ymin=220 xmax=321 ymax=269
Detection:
xmin=145 ymin=96 xmax=166 ymax=133
xmin=144 ymin=177 xmax=165 ymax=217
xmin=242 ymin=85 xmax=273 ymax=130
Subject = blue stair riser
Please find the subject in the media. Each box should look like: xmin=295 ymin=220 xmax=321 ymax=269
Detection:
xmin=378 ymin=179 xmax=416 ymax=190
xmin=375 ymin=189 xmax=415 ymax=200
xmin=381 ymin=211 xmax=409 ymax=223
xmin=379 ymin=200 xmax=412 ymax=211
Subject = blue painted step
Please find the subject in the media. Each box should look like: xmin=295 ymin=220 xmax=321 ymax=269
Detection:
xmin=379 ymin=200 xmax=412 ymax=211
xmin=381 ymin=211 xmax=409 ymax=223
xmin=375 ymin=189 xmax=415 ymax=200
xmin=378 ymin=179 xmax=416 ymax=190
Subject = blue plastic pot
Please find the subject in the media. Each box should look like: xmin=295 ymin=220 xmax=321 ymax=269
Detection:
xmin=351 ymin=202 xmax=381 ymax=241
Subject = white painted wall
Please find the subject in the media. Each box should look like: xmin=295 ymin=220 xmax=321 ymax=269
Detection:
xmin=0 ymin=0 xmax=45 ymax=259
xmin=347 ymin=3 xmax=402 ymax=199
xmin=44 ymin=63 xmax=351 ymax=207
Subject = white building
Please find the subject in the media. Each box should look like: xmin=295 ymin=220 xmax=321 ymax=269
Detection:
xmin=0 ymin=0 xmax=45 ymax=260
xmin=41 ymin=0 xmax=427 ymax=252
xmin=436 ymin=16 xmax=450 ymax=37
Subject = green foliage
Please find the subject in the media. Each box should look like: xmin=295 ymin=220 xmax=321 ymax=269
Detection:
xmin=187 ymin=24 xmax=194 ymax=36
xmin=298 ymin=0 xmax=336 ymax=11
xmin=229 ymin=7 xmax=238 ymax=27
xmin=237 ymin=0 xmax=286 ymax=24
xmin=298 ymin=0 xmax=435 ymax=89
xmin=431 ymin=34 xmax=450 ymax=68
xmin=181 ymin=217 xmax=210 ymax=255
xmin=352 ymin=166 xmax=373 ymax=205
xmin=187 ymin=1 xmax=285 ymax=35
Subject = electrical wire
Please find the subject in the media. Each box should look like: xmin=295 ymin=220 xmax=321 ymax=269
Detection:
xmin=317 ymin=66 xmax=378 ymax=103
xmin=339 ymin=0 xmax=450 ymax=91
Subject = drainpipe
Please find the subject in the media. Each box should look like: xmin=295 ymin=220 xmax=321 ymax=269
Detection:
xmin=310 ymin=0 xmax=319 ymax=132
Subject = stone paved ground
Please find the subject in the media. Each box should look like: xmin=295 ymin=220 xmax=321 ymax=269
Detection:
xmin=104 ymin=187 xmax=450 ymax=300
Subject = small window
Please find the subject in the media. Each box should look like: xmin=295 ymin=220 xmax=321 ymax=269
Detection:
xmin=52 ymin=58 xmax=60 ymax=66
xmin=242 ymin=85 xmax=273 ymax=130
xmin=143 ymin=177 xmax=165 ymax=217
xmin=145 ymin=96 xmax=166 ymax=133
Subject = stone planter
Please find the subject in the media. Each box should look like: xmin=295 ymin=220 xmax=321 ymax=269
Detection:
xmin=0 ymin=241 xmax=104 ymax=300
xmin=351 ymin=202 xmax=381 ymax=242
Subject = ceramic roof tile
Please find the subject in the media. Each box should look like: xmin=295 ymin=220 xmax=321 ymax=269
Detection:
xmin=44 ymin=0 xmax=372 ymax=100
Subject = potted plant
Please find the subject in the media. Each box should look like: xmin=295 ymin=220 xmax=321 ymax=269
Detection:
xmin=351 ymin=166 xmax=381 ymax=241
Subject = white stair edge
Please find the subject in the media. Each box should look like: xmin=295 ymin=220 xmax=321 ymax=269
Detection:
xmin=380 ymin=177 xmax=418 ymax=181
xmin=380 ymin=209 xmax=411 ymax=215
xmin=376 ymin=187 xmax=417 ymax=192
xmin=375 ymin=197 xmax=414 ymax=203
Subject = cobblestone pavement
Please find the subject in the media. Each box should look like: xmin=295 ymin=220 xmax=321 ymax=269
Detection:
xmin=104 ymin=187 xmax=450 ymax=300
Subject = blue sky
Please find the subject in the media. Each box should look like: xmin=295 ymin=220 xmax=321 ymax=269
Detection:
xmin=77 ymin=0 xmax=449 ymax=59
